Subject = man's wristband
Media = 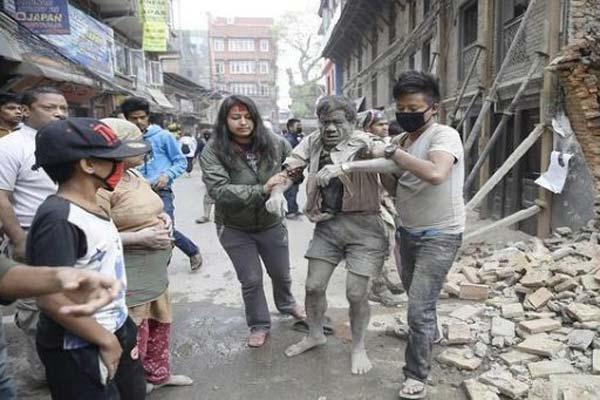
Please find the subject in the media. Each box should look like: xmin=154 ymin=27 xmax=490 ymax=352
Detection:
xmin=340 ymin=163 xmax=350 ymax=174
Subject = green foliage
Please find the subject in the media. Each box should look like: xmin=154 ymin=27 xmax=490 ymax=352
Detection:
xmin=289 ymin=81 xmax=324 ymax=118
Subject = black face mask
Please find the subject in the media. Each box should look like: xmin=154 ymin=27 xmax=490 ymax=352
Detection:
xmin=395 ymin=106 xmax=432 ymax=133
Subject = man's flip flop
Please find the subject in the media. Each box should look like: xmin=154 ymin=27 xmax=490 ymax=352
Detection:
xmin=292 ymin=318 xmax=335 ymax=336
xmin=399 ymin=378 xmax=427 ymax=399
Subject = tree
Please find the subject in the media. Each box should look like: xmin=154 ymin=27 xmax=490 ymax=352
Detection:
xmin=275 ymin=11 xmax=325 ymax=119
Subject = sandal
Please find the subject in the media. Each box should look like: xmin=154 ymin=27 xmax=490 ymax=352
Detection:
xmin=399 ymin=378 xmax=427 ymax=399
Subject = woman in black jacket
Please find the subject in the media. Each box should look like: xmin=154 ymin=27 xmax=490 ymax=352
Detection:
xmin=200 ymin=95 xmax=305 ymax=347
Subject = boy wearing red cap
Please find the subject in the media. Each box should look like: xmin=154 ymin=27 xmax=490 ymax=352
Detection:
xmin=27 ymin=118 xmax=150 ymax=399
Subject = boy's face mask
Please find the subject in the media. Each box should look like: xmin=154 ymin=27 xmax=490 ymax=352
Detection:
xmin=94 ymin=160 xmax=125 ymax=191
xmin=395 ymin=106 xmax=432 ymax=133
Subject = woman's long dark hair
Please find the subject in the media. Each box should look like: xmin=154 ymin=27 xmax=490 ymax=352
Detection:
xmin=213 ymin=95 xmax=278 ymax=169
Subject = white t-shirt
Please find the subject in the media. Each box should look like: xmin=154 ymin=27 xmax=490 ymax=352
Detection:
xmin=394 ymin=123 xmax=466 ymax=233
xmin=179 ymin=136 xmax=197 ymax=157
xmin=27 ymin=195 xmax=128 ymax=349
xmin=0 ymin=125 xmax=57 ymax=228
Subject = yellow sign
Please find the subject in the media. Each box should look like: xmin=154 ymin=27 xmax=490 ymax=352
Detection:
xmin=142 ymin=20 xmax=168 ymax=52
xmin=140 ymin=0 xmax=168 ymax=52
xmin=139 ymin=0 xmax=168 ymax=21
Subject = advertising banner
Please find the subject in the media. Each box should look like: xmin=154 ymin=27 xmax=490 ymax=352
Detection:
xmin=142 ymin=20 xmax=168 ymax=52
xmin=4 ymin=0 xmax=70 ymax=34
xmin=42 ymin=5 xmax=115 ymax=79
xmin=140 ymin=0 xmax=168 ymax=52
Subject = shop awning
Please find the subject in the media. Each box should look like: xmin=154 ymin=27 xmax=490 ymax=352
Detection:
xmin=0 ymin=30 xmax=22 ymax=62
xmin=14 ymin=61 xmax=95 ymax=87
xmin=147 ymin=88 xmax=175 ymax=109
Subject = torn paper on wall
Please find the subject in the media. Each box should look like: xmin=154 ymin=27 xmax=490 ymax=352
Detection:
xmin=535 ymin=151 xmax=573 ymax=194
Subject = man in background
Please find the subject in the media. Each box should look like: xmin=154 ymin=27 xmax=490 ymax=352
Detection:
xmin=282 ymin=118 xmax=304 ymax=218
xmin=121 ymin=97 xmax=203 ymax=272
xmin=0 ymin=86 xmax=68 ymax=384
xmin=179 ymin=132 xmax=198 ymax=177
xmin=0 ymin=92 xmax=22 ymax=139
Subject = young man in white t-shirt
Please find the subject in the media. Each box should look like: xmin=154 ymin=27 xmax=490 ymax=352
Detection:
xmin=0 ymin=86 xmax=67 ymax=383
xmin=178 ymin=132 xmax=198 ymax=176
xmin=0 ymin=86 xmax=67 ymax=259
xmin=316 ymin=71 xmax=464 ymax=399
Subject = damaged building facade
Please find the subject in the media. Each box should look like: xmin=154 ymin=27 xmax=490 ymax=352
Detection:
xmin=318 ymin=0 xmax=600 ymax=237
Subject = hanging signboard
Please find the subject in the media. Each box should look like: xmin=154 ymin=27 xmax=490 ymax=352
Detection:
xmin=142 ymin=20 xmax=168 ymax=52
xmin=139 ymin=0 xmax=168 ymax=21
xmin=140 ymin=0 xmax=168 ymax=52
xmin=3 ymin=0 xmax=70 ymax=34
xmin=42 ymin=5 xmax=115 ymax=79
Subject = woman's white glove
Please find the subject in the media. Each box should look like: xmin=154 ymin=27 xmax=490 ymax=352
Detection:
xmin=265 ymin=192 xmax=287 ymax=218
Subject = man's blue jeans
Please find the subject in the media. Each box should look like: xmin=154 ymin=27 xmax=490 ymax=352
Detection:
xmin=157 ymin=189 xmax=199 ymax=258
xmin=284 ymin=184 xmax=300 ymax=214
xmin=0 ymin=322 xmax=16 ymax=400
xmin=397 ymin=227 xmax=462 ymax=383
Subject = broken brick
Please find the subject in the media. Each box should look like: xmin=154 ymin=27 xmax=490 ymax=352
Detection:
xmin=524 ymin=287 xmax=553 ymax=310
xmin=518 ymin=318 xmax=562 ymax=334
xmin=527 ymin=360 xmax=575 ymax=378
xmin=516 ymin=334 xmax=564 ymax=357
xmin=446 ymin=323 xmax=473 ymax=345
xmin=501 ymin=303 xmax=525 ymax=319
xmin=566 ymin=303 xmax=600 ymax=322
xmin=436 ymin=348 xmax=482 ymax=371
xmin=459 ymin=283 xmax=489 ymax=301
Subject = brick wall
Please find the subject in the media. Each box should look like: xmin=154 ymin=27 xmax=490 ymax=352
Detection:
xmin=548 ymin=0 xmax=600 ymax=195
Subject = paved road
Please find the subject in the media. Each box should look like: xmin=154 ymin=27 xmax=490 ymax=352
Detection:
xmin=9 ymin=167 xmax=472 ymax=400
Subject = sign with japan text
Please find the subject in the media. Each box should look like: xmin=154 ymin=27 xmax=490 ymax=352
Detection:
xmin=7 ymin=0 xmax=70 ymax=34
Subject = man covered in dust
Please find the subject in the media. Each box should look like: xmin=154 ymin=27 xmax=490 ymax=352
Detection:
xmin=265 ymin=95 xmax=388 ymax=375
xmin=316 ymin=71 xmax=465 ymax=399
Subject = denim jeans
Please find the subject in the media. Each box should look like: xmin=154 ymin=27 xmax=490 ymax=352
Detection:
xmin=157 ymin=189 xmax=199 ymax=258
xmin=0 ymin=322 xmax=15 ymax=400
xmin=217 ymin=223 xmax=297 ymax=329
xmin=397 ymin=227 xmax=462 ymax=382
xmin=284 ymin=184 xmax=300 ymax=214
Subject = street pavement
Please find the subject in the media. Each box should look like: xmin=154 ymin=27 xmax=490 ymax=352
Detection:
xmin=8 ymin=166 xmax=472 ymax=400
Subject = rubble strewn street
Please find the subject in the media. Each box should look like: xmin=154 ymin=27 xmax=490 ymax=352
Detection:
xmin=384 ymin=204 xmax=600 ymax=399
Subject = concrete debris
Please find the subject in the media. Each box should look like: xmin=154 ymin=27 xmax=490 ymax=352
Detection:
xmin=567 ymin=329 xmax=595 ymax=350
xmin=436 ymin=348 xmax=482 ymax=371
xmin=527 ymin=360 xmax=576 ymax=378
xmin=391 ymin=227 xmax=600 ymax=399
xmin=517 ymin=334 xmax=565 ymax=357
xmin=520 ymin=269 xmax=553 ymax=288
xmin=566 ymin=303 xmax=600 ymax=322
xmin=462 ymin=379 xmax=500 ymax=400
xmin=548 ymin=374 xmax=600 ymax=400
xmin=499 ymin=350 xmax=539 ymax=365
xmin=491 ymin=317 xmax=515 ymax=338
xmin=593 ymin=349 xmax=600 ymax=374
xmin=479 ymin=368 xmax=530 ymax=399
xmin=450 ymin=305 xmax=482 ymax=321
xmin=459 ymin=283 xmax=490 ymax=300
xmin=501 ymin=303 xmax=525 ymax=319
xmin=518 ymin=318 xmax=562 ymax=335
xmin=524 ymin=287 xmax=554 ymax=310
xmin=446 ymin=323 xmax=473 ymax=345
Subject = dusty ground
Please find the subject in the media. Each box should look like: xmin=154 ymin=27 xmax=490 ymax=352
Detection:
xmin=6 ymin=167 xmax=524 ymax=400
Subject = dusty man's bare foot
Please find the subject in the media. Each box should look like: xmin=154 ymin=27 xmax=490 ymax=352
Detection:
xmin=284 ymin=335 xmax=327 ymax=357
xmin=351 ymin=349 xmax=372 ymax=375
